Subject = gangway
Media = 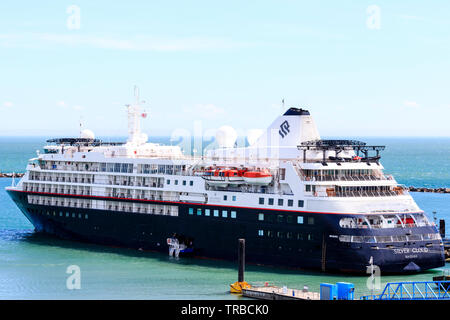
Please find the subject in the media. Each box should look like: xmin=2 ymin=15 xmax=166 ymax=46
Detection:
xmin=360 ymin=280 xmax=450 ymax=300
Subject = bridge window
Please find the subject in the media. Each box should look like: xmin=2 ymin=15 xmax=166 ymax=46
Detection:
xmin=278 ymin=199 xmax=283 ymax=206
xmin=259 ymin=198 xmax=264 ymax=205
xmin=268 ymin=198 xmax=274 ymax=205
xmin=298 ymin=200 xmax=304 ymax=207
xmin=288 ymin=199 xmax=293 ymax=207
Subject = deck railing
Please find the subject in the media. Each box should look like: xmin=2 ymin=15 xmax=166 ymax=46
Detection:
xmin=360 ymin=281 xmax=450 ymax=300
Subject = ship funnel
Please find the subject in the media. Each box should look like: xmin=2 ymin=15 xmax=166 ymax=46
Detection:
xmin=252 ymin=107 xmax=320 ymax=148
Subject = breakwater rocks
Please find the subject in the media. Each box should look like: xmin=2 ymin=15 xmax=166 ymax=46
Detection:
xmin=408 ymin=186 xmax=450 ymax=194
xmin=0 ymin=173 xmax=24 ymax=178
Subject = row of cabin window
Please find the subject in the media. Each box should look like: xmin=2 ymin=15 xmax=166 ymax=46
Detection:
xmin=100 ymin=163 xmax=133 ymax=173
xmin=140 ymin=164 xmax=185 ymax=175
xmin=259 ymin=198 xmax=304 ymax=207
xmin=257 ymin=229 xmax=314 ymax=240
xmin=188 ymin=208 xmax=237 ymax=219
xmin=29 ymin=208 xmax=88 ymax=219
xmin=258 ymin=213 xmax=314 ymax=225
xmin=166 ymin=179 xmax=194 ymax=186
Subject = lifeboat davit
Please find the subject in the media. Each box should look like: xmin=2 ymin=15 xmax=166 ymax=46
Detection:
xmin=243 ymin=170 xmax=272 ymax=185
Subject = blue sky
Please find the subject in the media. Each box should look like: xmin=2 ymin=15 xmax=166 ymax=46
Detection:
xmin=0 ymin=0 xmax=449 ymax=137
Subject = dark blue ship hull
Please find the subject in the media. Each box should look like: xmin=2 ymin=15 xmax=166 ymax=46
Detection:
xmin=7 ymin=189 xmax=445 ymax=274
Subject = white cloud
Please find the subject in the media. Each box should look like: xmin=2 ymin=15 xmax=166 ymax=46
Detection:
xmin=57 ymin=101 xmax=67 ymax=108
xmin=183 ymin=104 xmax=226 ymax=119
xmin=0 ymin=33 xmax=249 ymax=52
xmin=398 ymin=15 xmax=425 ymax=21
xmin=2 ymin=101 xmax=13 ymax=108
xmin=403 ymin=101 xmax=420 ymax=108
xmin=56 ymin=101 xmax=84 ymax=111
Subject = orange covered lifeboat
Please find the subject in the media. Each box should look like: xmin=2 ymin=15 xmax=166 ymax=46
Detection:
xmin=202 ymin=167 xmax=245 ymax=187
xmin=243 ymin=169 xmax=272 ymax=185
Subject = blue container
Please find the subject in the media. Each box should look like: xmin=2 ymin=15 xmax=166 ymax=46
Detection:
xmin=336 ymin=282 xmax=355 ymax=300
xmin=320 ymin=283 xmax=337 ymax=300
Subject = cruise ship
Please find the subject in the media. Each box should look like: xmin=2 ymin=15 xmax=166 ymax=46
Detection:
xmin=6 ymin=91 xmax=445 ymax=273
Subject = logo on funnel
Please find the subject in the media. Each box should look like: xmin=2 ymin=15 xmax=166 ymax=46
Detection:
xmin=279 ymin=120 xmax=290 ymax=138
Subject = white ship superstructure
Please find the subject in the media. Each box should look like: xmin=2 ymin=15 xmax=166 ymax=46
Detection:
xmin=6 ymin=91 xmax=444 ymax=273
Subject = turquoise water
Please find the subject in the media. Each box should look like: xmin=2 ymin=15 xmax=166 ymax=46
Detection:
xmin=0 ymin=137 xmax=449 ymax=299
xmin=0 ymin=177 xmax=449 ymax=300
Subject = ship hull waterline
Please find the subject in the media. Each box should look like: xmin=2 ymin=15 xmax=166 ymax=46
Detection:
xmin=7 ymin=189 xmax=445 ymax=274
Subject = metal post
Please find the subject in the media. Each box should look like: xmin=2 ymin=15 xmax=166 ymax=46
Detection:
xmin=238 ymin=238 xmax=245 ymax=283
xmin=439 ymin=219 xmax=445 ymax=238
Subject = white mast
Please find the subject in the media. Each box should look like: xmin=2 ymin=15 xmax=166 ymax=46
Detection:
xmin=126 ymin=86 xmax=147 ymax=145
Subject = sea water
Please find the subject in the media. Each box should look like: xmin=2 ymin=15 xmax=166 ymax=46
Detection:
xmin=0 ymin=137 xmax=449 ymax=299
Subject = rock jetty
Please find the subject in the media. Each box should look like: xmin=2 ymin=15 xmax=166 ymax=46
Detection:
xmin=0 ymin=173 xmax=24 ymax=178
xmin=408 ymin=186 xmax=450 ymax=194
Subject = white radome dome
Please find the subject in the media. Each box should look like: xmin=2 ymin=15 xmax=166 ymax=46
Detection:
xmin=216 ymin=125 xmax=237 ymax=148
xmin=246 ymin=129 xmax=264 ymax=146
xmin=80 ymin=129 xmax=95 ymax=139
xmin=139 ymin=133 xmax=148 ymax=144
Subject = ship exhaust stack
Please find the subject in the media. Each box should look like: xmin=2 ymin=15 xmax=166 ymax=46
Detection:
xmin=252 ymin=107 xmax=321 ymax=148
